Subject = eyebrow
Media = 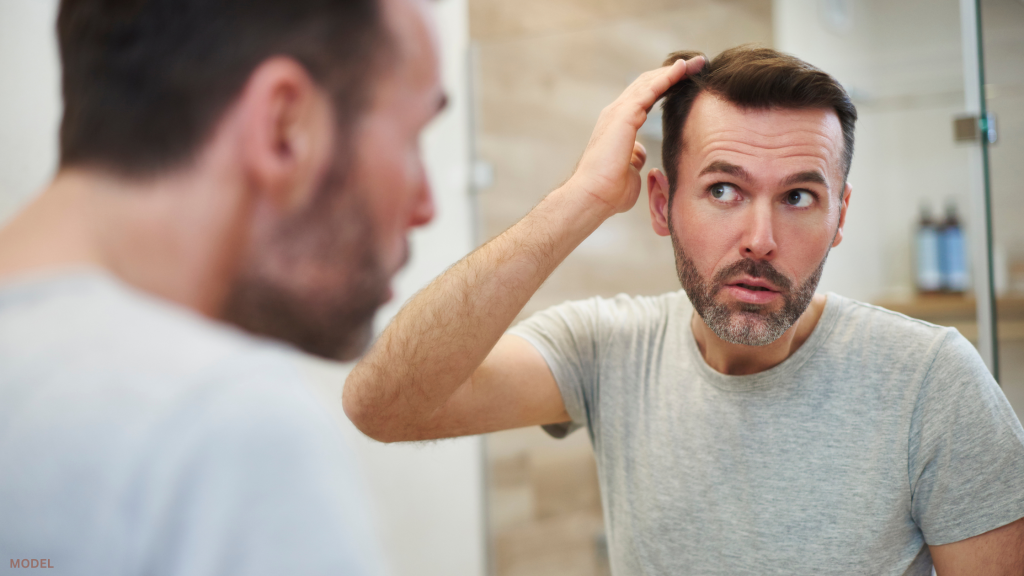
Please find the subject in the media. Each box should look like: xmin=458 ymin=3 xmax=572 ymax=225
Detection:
xmin=780 ymin=170 xmax=828 ymax=189
xmin=698 ymin=160 xmax=750 ymax=182
xmin=698 ymin=160 xmax=830 ymax=191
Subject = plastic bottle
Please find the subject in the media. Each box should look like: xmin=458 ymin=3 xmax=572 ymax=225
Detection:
xmin=916 ymin=204 xmax=941 ymax=293
xmin=939 ymin=202 xmax=968 ymax=293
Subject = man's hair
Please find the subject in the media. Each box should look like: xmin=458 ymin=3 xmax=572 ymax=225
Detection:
xmin=660 ymin=46 xmax=857 ymax=198
xmin=57 ymin=0 xmax=390 ymax=176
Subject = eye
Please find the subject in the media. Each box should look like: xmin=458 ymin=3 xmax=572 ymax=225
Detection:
xmin=784 ymin=189 xmax=814 ymax=208
xmin=708 ymin=182 xmax=741 ymax=202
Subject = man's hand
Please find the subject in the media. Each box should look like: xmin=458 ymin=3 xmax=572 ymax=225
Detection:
xmin=343 ymin=57 xmax=704 ymax=442
xmin=567 ymin=56 xmax=705 ymax=216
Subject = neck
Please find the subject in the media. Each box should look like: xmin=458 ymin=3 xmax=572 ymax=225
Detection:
xmin=690 ymin=293 xmax=828 ymax=375
xmin=0 ymin=162 xmax=252 ymax=317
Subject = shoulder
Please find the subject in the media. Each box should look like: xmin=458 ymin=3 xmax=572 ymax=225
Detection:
xmin=0 ymin=273 xmax=378 ymax=571
xmin=826 ymin=293 xmax=996 ymax=395
xmin=0 ymin=270 xmax=329 ymax=464
xmin=826 ymin=294 xmax=957 ymax=362
xmin=129 ymin=363 xmax=379 ymax=575
xmin=601 ymin=290 xmax=693 ymax=321
xmin=515 ymin=290 xmax=691 ymax=333
xmin=3 ymin=270 xmax=303 ymax=395
xmin=509 ymin=291 xmax=691 ymax=373
xmin=831 ymin=294 xmax=952 ymax=342
xmin=142 ymin=358 xmax=346 ymax=488
xmin=79 ymin=276 xmax=331 ymax=447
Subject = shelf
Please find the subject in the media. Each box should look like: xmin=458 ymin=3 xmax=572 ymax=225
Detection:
xmin=873 ymin=294 xmax=1024 ymax=342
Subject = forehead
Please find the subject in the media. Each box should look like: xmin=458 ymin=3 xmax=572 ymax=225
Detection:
xmin=681 ymin=92 xmax=845 ymax=181
xmin=380 ymin=0 xmax=441 ymax=98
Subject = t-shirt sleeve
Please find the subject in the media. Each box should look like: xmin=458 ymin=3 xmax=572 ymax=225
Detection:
xmin=508 ymin=297 xmax=607 ymax=439
xmin=134 ymin=354 xmax=385 ymax=576
xmin=908 ymin=328 xmax=1024 ymax=546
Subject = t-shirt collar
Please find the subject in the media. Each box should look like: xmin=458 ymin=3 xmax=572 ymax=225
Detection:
xmin=681 ymin=292 xmax=843 ymax=392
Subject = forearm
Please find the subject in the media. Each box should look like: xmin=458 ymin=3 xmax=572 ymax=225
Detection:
xmin=343 ymin=182 xmax=611 ymax=440
xmin=344 ymin=56 xmax=702 ymax=441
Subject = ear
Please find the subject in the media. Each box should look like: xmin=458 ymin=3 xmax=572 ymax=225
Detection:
xmin=648 ymin=168 xmax=672 ymax=237
xmin=235 ymin=57 xmax=334 ymax=213
xmin=832 ymin=182 xmax=852 ymax=247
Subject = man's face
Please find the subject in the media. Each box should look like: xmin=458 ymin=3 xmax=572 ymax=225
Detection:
xmin=223 ymin=0 xmax=443 ymax=360
xmin=668 ymin=93 xmax=849 ymax=346
xmin=345 ymin=0 xmax=443 ymax=299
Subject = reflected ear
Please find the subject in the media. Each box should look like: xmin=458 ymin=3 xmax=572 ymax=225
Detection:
xmin=832 ymin=182 xmax=853 ymax=247
xmin=236 ymin=57 xmax=334 ymax=213
xmin=648 ymin=168 xmax=672 ymax=237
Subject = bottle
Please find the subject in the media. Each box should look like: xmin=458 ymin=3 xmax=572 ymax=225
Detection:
xmin=916 ymin=204 xmax=941 ymax=293
xmin=939 ymin=202 xmax=968 ymax=293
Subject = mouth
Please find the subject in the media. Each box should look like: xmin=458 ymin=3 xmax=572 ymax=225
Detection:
xmin=736 ymin=283 xmax=772 ymax=291
xmin=722 ymin=277 xmax=781 ymax=304
xmin=726 ymin=278 xmax=779 ymax=293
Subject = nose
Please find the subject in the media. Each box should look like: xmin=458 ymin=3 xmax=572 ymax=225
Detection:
xmin=741 ymin=198 xmax=777 ymax=260
xmin=410 ymin=177 xmax=435 ymax=228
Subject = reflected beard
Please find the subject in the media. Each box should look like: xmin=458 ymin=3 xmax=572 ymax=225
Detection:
xmin=222 ymin=166 xmax=390 ymax=361
xmin=672 ymin=238 xmax=826 ymax=347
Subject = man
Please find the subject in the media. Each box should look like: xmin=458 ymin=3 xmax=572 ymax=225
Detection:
xmin=345 ymin=47 xmax=1024 ymax=574
xmin=0 ymin=0 xmax=441 ymax=573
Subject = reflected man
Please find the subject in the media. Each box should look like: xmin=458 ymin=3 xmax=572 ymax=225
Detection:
xmin=346 ymin=47 xmax=1024 ymax=574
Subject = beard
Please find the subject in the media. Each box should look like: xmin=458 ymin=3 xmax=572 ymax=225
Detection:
xmin=221 ymin=158 xmax=393 ymax=361
xmin=672 ymin=235 xmax=827 ymax=347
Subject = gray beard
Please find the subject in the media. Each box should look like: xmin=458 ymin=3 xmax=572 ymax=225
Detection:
xmin=672 ymin=239 xmax=827 ymax=347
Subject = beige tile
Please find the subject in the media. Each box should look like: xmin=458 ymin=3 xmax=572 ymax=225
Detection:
xmin=494 ymin=512 xmax=606 ymax=576
xmin=472 ymin=0 xmax=771 ymax=43
xmin=489 ymin=484 xmax=535 ymax=532
xmin=531 ymin=449 xmax=602 ymax=519
xmin=491 ymin=452 xmax=530 ymax=487
xmin=486 ymin=426 xmax=563 ymax=461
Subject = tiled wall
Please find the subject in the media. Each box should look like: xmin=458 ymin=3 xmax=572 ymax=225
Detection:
xmin=468 ymin=1 xmax=773 ymax=574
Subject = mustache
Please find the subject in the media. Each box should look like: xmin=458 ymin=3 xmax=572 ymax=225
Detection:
xmin=712 ymin=258 xmax=793 ymax=292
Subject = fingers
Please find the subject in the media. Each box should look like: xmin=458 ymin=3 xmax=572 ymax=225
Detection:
xmin=567 ymin=56 xmax=702 ymax=214
xmin=686 ymin=55 xmax=707 ymax=76
xmin=653 ymin=56 xmax=704 ymax=98
xmin=631 ymin=141 xmax=647 ymax=171
xmin=619 ymin=56 xmax=706 ymax=122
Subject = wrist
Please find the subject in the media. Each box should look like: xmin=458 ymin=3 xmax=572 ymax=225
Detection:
xmin=498 ymin=180 xmax=616 ymax=271
xmin=553 ymin=178 xmax=620 ymax=225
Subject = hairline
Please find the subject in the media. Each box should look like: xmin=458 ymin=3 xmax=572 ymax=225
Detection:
xmin=670 ymin=88 xmax=851 ymax=204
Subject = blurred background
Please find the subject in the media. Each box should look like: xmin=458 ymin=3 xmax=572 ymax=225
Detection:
xmin=1 ymin=0 xmax=1021 ymax=575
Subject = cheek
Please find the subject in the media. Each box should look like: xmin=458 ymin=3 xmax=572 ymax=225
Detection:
xmin=355 ymin=128 xmax=428 ymax=265
xmin=359 ymin=130 xmax=411 ymax=210
xmin=672 ymin=200 xmax=742 ymax=269
xmin=774 ymin=215 xmax=837 ymax=275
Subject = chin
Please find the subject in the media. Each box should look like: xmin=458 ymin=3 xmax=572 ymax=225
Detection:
xmin=221 ymin=269 xmax=387 ymax=362
xmin=332 ymin=320 xmax=376 ymax=362
xmin=723 ymin=297 xmax=782 ymax=314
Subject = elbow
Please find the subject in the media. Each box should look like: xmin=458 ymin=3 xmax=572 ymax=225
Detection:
xmin=342 ymin=382 xmax=387 ymax=442
xmin=342 ymin=374 xmax=408 ymax=444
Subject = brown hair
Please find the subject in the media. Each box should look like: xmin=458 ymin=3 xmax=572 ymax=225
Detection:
xmin=57 ymin=0 xmax=390 ymax=177
xmin=659 ymin=46 xmax=857 ymax=198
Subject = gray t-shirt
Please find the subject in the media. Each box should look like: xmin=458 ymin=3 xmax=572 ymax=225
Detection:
xmin=0 ymin=270 xmax=383 ymax=576
xmin=510 ymin=291 xmax=1024 ymax=576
